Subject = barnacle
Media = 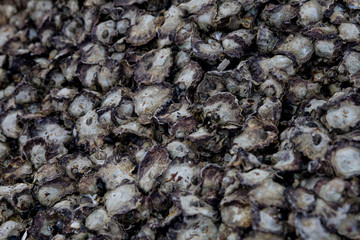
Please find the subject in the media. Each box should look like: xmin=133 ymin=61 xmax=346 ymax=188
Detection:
xmin=1 ymin=0 xmax=360 ymax=239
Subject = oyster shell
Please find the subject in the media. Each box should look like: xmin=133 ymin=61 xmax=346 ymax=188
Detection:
xmin=232 ymin=118 xmax=278 ymax=152
xmin=138 ymin=146 xmax=170 ymax=192
xmin=126 ymin=14 xmax=157 ymax=46
xmin=274 ymin=34 xmax=313 ymax=66
xmin=104 ymin=183 xmax=142 ymax=215
xmin=0 ymin=220 xmax=25 ymax=239
xmin=328 ymin=141 xmax=360 ymax=179
xmin=222 ymin=29 xmax=255 ymax=58
xmin=0 ymin=110 xmax=23 ymax=139
xmin=203 ymin=92 xmax=243 ymax=126
xmin=75 ymin=110 xmax=109 ymax=152
xmin=298 ymin=0 xmax=323 ymax=26
xmin=0 ymin=0 xmax=359 ymax=238
xmin=134 ymin=48 xmax=173 ymax=85
xmin=133 ymin=83 xmax=172 ymax=123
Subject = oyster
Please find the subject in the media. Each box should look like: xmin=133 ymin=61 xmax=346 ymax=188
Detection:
xmin=298 ymin=0 xmax=323 ymax=26
xmin=322 ymin=91 xmax=360 ymax=132
xmin=104 ymin=183 xmax=142 ymax=215
xmin=172 ymin=191 xmax=217 ymax=219
xmin=168 ymin=215 xmax=218 ymax=240
xmin=22 ymin=137 xmax=48 ymax=169
xmin=222 ymin=29 xmax=255 ymax=58
xmin=126 ymin=14 xmax=157 ymax=46
xmin=0 ymin=110 xmax=23 ymax=139
xmin=157 ymin=6 xmax=184 ymax=48
xmin=203 ymin=92 xmax=243 ymax=126
xmin=97 ymin=156 xmax=135 ymax=190
xmin=0 ymin=0 xmax=359 ymax=238
xmin=0 ymin=220 xmax=25 ymax=239
xmin=160 ymin=159 xmax=200 ymax=194
xmin=133 ymin=83 xmax=172 ymax=123
xmin=252 ymin=207 xmax=284 ymax=234
xmin=93 ymin=20 xmax=117 ymax=44
xmin=261 ymin=3 xmax=296 ymax=30
xmin=286 ymin=187 xmax=316 ymax=212
xmin=249 ymin=180 xmax=286 ymax=207
xmin=75 ymin=110 xmax=109 ymax=152
xmin=328 ymin=141 xmax=360 ymax=179
xmin=274 ymin=34 xmax=313 ymax=66
xmin=134 ymin=48 xmax=173 ymax=85
xmin=138 ymin=146 xmax=170 ymax=192
xmin=231 ymin=118 xmax=278 ymax=152
xmin=295 ymin=214 xmax=341 ymax=240
xmin=68 ymin=90 xmax=100 ymax=117
xmin=338 ymin=23 xmax=360 ymax=42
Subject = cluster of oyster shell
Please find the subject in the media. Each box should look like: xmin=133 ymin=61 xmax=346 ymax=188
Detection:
xmin=0 ymin=0 xmax=360 ymax=239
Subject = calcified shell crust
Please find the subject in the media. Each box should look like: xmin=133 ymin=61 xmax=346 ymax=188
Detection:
xmin=1 ymin=0 xmax=360 ymax=239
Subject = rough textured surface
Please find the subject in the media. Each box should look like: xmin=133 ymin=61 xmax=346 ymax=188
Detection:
xmin=0 ymin=0 xmax=360 ymax=239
